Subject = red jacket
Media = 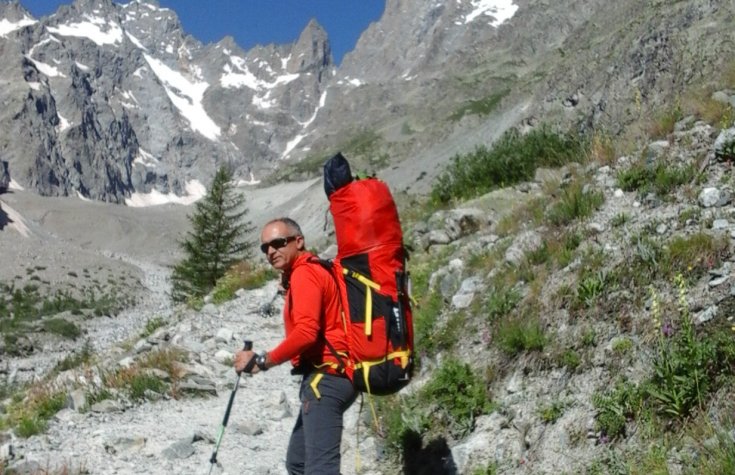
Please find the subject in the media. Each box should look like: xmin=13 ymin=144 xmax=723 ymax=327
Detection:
xmin=267 ymin=253 xmax=350 ymax=374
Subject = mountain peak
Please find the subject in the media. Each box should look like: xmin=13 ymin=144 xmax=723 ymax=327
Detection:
xmin=287 ymin=18 xmax=332 ymax=74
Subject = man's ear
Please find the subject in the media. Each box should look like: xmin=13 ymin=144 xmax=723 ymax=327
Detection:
xmin=296 ymin=235 xmax=305 ymax=250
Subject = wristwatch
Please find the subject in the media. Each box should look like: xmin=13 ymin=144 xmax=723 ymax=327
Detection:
xmin=255 ymin=353 xmax=268 ymax=371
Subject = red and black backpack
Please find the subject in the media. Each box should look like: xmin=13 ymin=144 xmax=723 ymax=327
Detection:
xmin=321 ymin=152 xmax=414 ymax=396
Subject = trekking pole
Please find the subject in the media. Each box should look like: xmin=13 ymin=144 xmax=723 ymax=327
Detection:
xmin=208 ymin=340 xmax=255 ymax=475
xmin=259 ymin=291 xmax=280 ymax=317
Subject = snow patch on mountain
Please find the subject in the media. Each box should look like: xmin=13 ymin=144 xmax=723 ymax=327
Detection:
xmin=143 ymin=54 xmax=221 ymax=141
xmin=25 ymin=55 xmax=66 ymax=78
xmin=0 ymin=16 xmax=36 ymax=37
xmin=47 ymin=14 xmax=123 ymax=46
xmin=124 ymin=179 xmax=205 ymax=207
xmin=464 ymin=0 xmax=519 ymax=26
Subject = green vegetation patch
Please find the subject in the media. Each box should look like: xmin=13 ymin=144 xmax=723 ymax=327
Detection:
xmin=212 ymin=262 xmax=277 ymax=304
xmin=449 ymin=89 xmax=510 ymax=122
xmin=495 ymin=313 xmax=546 ymax=355
xmin=431 ymin=125 xmax=587 ymax=204
xmin=617 ymin=161 xmax=696 ymax=197
xmin=1 ymin=387 xmax=67 ymax=438
xmin=546 ymin=182 xmax=605 ymax=226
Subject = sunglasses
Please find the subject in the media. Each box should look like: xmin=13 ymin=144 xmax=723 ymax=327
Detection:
xmin=260 ymin=235 xmax=298 ymax=254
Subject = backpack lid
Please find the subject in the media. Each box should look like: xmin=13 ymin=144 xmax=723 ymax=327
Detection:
xmin=323 ymin=152 xmax=353 ymax=198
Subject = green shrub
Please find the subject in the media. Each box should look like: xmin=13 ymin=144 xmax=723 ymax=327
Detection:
xmin=5 ymin=388 xmax=66 ymax=438
xmin=16 ymin=415 xmax=47 ymax=438
xmin=42 ymin=318 xmax=82 ymax=340
xmin=141 ymin=316 xmax=166 ymax=338
xmin=716 ymin=137 xmax=735 ymax=161
xmin=54 ymin=341 xmax=94 ymax=372
xmin=576 ymin=270 xmax=608 ymax=308
xmin=379 ymin=395 xmax=430 ymax=455
xmin=611 ymin=337 xmax=633 ymax=355
xmin=617 ymin=162 xmax=695 ymax=197
xmin=647 ymin=276 xmax=716 ymax=419
xmin=127 ymin=373 xmax=166 ymax=401
xmin=526 ymin=241 xmax=550 ymax=266
xmin=496 ymin=314 xmax=546 ymax=355
xmin=86 ymin=388 xmax=113 ymax=409
xmin=485 ymin=286 xmax=521 ymax=322
xmin=432 ymin=312 xmax=468 ymax=352
xmin=560 ymin=349 xmax=582 ymax=370
xmin=413 ymin=291 xmax=445 ymax=355
xmin=547 ymin=182 xmax=605 ymax=226
xmin=611 ymin=212 xmax=630 ymax=227
xmin=212 ymin=261 xmax=277 ymax=304
xmin=553 ymin=232 xmax=582 ymax=268
xmin=664 ymin=232 xmax=728 ymax=278
xmin=431 ymin=126 xmax=586 ymax=204
xmin=581 ymin=328 xmax=597 ymax=347
xmin=538 ymin=400 xmax=566 ymax=424
xmin=420 ymin=359 xmax=494 ymax=435
xmin=691 ymin=427 xmax=735 ymax=475
xmin=472 ymin=463 xmax=499 ymax=475
xmin=648 ymin=102 xmax=684 ymax=138
xmin=592 ymin=380 xmax=643 ymax=439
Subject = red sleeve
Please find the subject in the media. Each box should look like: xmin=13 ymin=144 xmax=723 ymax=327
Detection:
xmin=267 ymin=266 xmax=324 ymax=365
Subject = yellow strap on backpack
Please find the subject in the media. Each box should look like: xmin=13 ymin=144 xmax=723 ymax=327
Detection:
xmin=343 ymin=268 xmax=381 ymax=336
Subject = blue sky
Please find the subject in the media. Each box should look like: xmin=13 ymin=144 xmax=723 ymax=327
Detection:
xmin=20 ymin=1 xmax=387 ymax=64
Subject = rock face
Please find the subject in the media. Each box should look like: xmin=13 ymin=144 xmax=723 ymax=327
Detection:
xmin=0 ymin=160 xmax=9 ymax=194
xmin=0 ymin=0 xmax=334 ymax=202
xmin=1 ymin=0 xmax=733 ymax=201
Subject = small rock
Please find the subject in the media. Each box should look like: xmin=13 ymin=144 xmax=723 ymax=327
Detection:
xmin=699 ymin=187 xmax=722 ymax=208
xmin=65 ymin=389 xmax=87 ymax=412
xmin=214 ymin=349 xmax=233 ymax=364
xmin=587 ymin=222 xmax=605 ymax=234
xmin=506 ymin=371 xmax=522 ymax=394
xmin=179 ymin=380 xmax=217 ymax=397
xmin=118 ymin=356 xmax=136 ymax=368
xmin=216 ymin=328 xmax=234 ymax=343
xmin=201 ymin=303 xmax=217 ymax=315
xmin=233 ymin=421 xmax=265 ymax=437
xmin=713 ymin=219 xmax=730 ymax=230
xmin=709 ymin=276 xmax=728 ymax=287
xmin=427 ymin=229 xmax=451 ymax=247
xmin=695 ymin=305 xmax=718 ymax=325
xmin=162 ymin=439 xmax=195 ymax=460
xmin=91 ymin=400 xmax=122 ymax=413
xmin=0 ymin=441 xmax=14 ymax=462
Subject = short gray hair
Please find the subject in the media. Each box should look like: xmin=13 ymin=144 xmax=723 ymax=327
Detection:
xmin=265 ymin=217 xmax=303 ymax=237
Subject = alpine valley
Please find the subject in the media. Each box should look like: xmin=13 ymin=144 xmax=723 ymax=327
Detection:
xmin=2 ymin=0 xmax=735 ymax=474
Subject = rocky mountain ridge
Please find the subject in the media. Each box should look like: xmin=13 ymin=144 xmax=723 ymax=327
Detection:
xmin=8 ymin=0 xmax=727 ymax=203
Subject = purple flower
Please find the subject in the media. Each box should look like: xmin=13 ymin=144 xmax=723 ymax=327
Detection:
xmin=598 ymin=434 xmax=610 ymax=445
xmin=662 ymin=321 xmax=674 ymax=338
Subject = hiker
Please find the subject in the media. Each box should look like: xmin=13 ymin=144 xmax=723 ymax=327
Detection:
xmin=234 ymin=217 xmax=356 ymax=475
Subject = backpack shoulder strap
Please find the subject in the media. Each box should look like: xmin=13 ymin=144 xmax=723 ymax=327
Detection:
xmin=303 ymin=256 xmax=349 ymax=374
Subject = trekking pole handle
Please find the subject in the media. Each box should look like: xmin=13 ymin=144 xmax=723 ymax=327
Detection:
xmin=221 ymin=340 xmax=253 ymax=428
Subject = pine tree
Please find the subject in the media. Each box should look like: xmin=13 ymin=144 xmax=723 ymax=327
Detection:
xmin=171 ymin=166 xmax=253 ymax=302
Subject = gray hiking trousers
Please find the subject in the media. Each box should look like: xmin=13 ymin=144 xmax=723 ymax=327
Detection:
xmin=285 ymin=371 xmax=357 ymax=475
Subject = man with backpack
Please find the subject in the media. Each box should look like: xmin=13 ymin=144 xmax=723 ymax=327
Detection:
xmin=234 ymin=217 xmax=356 ymax=475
